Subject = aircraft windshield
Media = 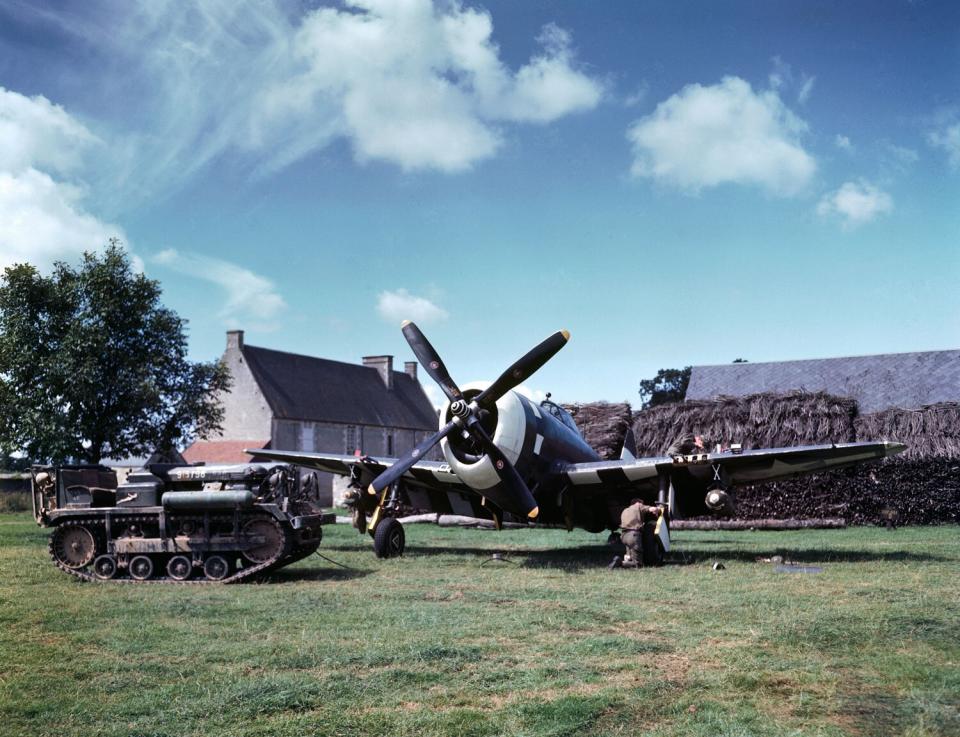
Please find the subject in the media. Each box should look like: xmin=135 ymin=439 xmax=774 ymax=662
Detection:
xmin=540 ymin=400 xmax=581 ymax=433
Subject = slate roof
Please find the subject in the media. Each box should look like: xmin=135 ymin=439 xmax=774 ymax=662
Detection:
xmin=242 ymin=345 xmax=438 ymax=430
xmin=685 ymin=349 xmax=960 ymax=413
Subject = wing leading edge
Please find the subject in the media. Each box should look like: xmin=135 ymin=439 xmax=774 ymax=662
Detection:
xmin=245 ymin=448 xmax=471 ymax=492
xmin=558 ymin=441 xmax=906 ymax=490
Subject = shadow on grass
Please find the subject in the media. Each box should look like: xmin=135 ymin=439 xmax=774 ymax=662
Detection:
xmin=257 ymin=565 xmax=374 ymax=584
xmin=326 ymin=541 xmax=951 ymax=571
xmin=401 ymin=544 xmax=620 ymax=573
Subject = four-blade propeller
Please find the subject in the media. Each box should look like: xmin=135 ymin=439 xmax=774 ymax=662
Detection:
xmin=366 ymin=321 xmax=570 ymax=520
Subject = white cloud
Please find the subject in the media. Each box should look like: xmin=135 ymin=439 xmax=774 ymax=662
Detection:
xmin=767 ymin=57 xmax=813 ymax=105
xmin=624 ymin=82 xmax=649 ymax=108
xmin=254 ymin=2 xmax=602 ymax=172
xmin=797 ymin=74 xmax=815 ymax=105
xmin=377 ymin=289 xmax=448 ymax=324
xmin=928 ymin=122 xmax=960 ymax=168
xmin=817 ymin=180 xmax=893 ymax=229
xmin=627 ymin=76 xmax=816 ymax=196
xmin=0 ymin=87 xmax=97 ymax=175
xmin=41 ymin=0 xmax=601 ymax=189
xmin=151 ymin=249 xmax=286 ymax=327
xmin=0 ymin=87 xmax=124 ymax=270
xmin=835 ymin=134 xmax=853 ymax=152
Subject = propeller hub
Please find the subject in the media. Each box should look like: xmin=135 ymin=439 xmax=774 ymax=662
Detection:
xmin=450 ymin=399 xmax=470 ymax=418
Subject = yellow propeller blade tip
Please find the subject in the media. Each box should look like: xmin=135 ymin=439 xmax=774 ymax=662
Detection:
xmin=527 ymin=506 xmax=539 ymax=519
xmin=367 ymin=484 xmax=377 ymax=495
xmin=400 ymin=320 xmax=411 ymax=328
xmin=560 ymin=329 xmax=570 ymax=341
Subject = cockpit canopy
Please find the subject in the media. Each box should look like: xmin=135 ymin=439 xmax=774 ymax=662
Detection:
xmin=540 ymin=400 xmax=581 ymax=435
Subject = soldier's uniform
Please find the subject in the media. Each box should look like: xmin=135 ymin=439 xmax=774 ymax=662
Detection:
xmin=618 ymin=500 xmax=660 ymax=567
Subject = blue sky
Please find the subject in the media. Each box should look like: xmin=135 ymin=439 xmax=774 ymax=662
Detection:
xmin=1 ymin=0 xmax=958 ymax=406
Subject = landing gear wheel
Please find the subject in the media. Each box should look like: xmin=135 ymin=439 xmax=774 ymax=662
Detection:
xmin=166 ymin=555 xmax=192 ymax=581
xmin=129 ymin=555 xmax=154 ymax=580
xmin=51 ymin=525 xmax=97 ymax=569
xmin=641 ymin=521 xmax=665 ymax=567
xmin=92 ymin=554 xmax=117 ymax=580
xmin=203 ymin=555 xmax=230 ymax=581
xmin=242 ymin=518 xmax=285 ymax=564
xmin=373 ymin=518 xmax=405 ymax=559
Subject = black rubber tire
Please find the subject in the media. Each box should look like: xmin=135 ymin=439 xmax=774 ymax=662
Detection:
xmin=93 ymin=554 xmax=118 ymax=580
xmin=166 ymin=555 xmax=193 ymax=581
xmin=129 ymin=555 xmax=154 ymax=580
xmin=373 ymin=518 xmax=405 ymax=559
xmin=203 ymin=555 xmax=230 ymax=581
xmin=641 ymin=520 xmax=665 ymax=567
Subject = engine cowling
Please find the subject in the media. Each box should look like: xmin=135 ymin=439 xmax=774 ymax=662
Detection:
xmin=439 ymin=382 xmax=528 ymax=492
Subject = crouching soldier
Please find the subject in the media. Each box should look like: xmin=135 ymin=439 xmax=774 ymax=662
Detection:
xmin=610 ymin=499 xmax=666 ymax=568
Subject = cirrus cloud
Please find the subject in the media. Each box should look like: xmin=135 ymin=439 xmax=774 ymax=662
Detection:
xmin=153 ymin=249 xmax=286 ymax=328
xmin=627 ymin=76 xmax=816 ymax=196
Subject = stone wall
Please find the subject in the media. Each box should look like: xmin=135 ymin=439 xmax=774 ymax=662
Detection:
xmin=217 ymin=331 xmax=272 ymax=440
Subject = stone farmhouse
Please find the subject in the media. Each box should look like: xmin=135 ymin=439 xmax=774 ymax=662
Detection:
xmin=685 ymin=349 xmax=960 ymax=411
xmin=184 ymin=330 xmax=439 ymax=503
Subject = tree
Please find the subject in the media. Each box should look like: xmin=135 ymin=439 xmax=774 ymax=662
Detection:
xmin=0 ymin=242 xmax=231 ymax=464
xmin=638 ymin=366 xmax=691 ymax=409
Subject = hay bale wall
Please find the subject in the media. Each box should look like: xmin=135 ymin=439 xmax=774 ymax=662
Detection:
xmin=855 ymin=403 xmax=960 ymax=459
xmin=623 ymin=393 xmax=958 ymax=525
xmin=563 ymin=402 xmax=632 ymax=460
xmin=631 ymin=391 xmax=857 ymax=455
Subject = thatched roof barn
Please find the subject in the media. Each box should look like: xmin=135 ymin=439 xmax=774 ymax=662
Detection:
xmin=686 ymin=349 xmax=960 ymax=412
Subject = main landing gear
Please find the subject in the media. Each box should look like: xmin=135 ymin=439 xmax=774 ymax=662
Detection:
xmin=345 ymin=475 xmax=407 ymax=559
xmin=372 ymin=517 xmax=406 ymax=559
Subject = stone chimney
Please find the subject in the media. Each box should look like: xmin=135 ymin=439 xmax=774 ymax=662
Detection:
xmin=363 ymin=355 xmax=394 ymax=390
xmin=404 ymin=361 xmax=418 ymax=380
xmin=226 ymin=330 xmax=244 ymax=351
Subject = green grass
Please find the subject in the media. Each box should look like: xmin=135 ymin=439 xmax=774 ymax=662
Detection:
xmin=1 ymin=514 xmax=958 ymax=737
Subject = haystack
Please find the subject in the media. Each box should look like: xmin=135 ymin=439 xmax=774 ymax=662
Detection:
xmin=631 ymin=391 xmax=857 ymax=455
xmin=855 ymin=402 xmax=960 ymax=459
xmin=563 ymin=402 xmax=632 ymax=460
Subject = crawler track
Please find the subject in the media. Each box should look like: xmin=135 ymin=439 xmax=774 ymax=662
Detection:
xmin=47 ymin=516 xmax=294 ymax=585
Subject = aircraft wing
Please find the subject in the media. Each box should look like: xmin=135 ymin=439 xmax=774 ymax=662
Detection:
xmin=246 ymin=448 xmax=468 ymax=489
xmin=558 ymin=441 xmax=906 ymax=489
xmin=246 ymin=448 xmax=505 ymax=518
xmin=695 ymin=441 xmax=906 ymax=485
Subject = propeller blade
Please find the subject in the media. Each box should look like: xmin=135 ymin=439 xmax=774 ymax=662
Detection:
xmin=368 ymin=419 xmax=459 ymax=495
xmin=401 ymin=321 xmax=463 ymax=402
xmin=467 ymin=423 xmax=539 ymax=519
xmin=475 ymin=329 xmax=569 ymax=408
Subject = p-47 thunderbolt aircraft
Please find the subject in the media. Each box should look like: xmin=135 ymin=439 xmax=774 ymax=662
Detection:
xmin=249 ymin=322 xmax=905 ymax=563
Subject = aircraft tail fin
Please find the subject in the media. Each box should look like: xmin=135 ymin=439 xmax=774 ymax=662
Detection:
xmin=620 ymin=428 xmax=637 ymax=461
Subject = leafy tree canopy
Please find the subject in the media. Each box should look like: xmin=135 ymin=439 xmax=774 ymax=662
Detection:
xmin=638 ymin=366 xmax=691 ymax=409
xmin=0 ymin=242 xmax=231 ymax=464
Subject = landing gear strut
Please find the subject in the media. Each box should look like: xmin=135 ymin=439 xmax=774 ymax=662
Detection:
xmin=368 ymin=481 xmax=406 ymax=558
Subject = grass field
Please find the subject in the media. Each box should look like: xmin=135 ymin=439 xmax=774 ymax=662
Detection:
xmin=1 ymin=513 xmax=957 ymax=737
